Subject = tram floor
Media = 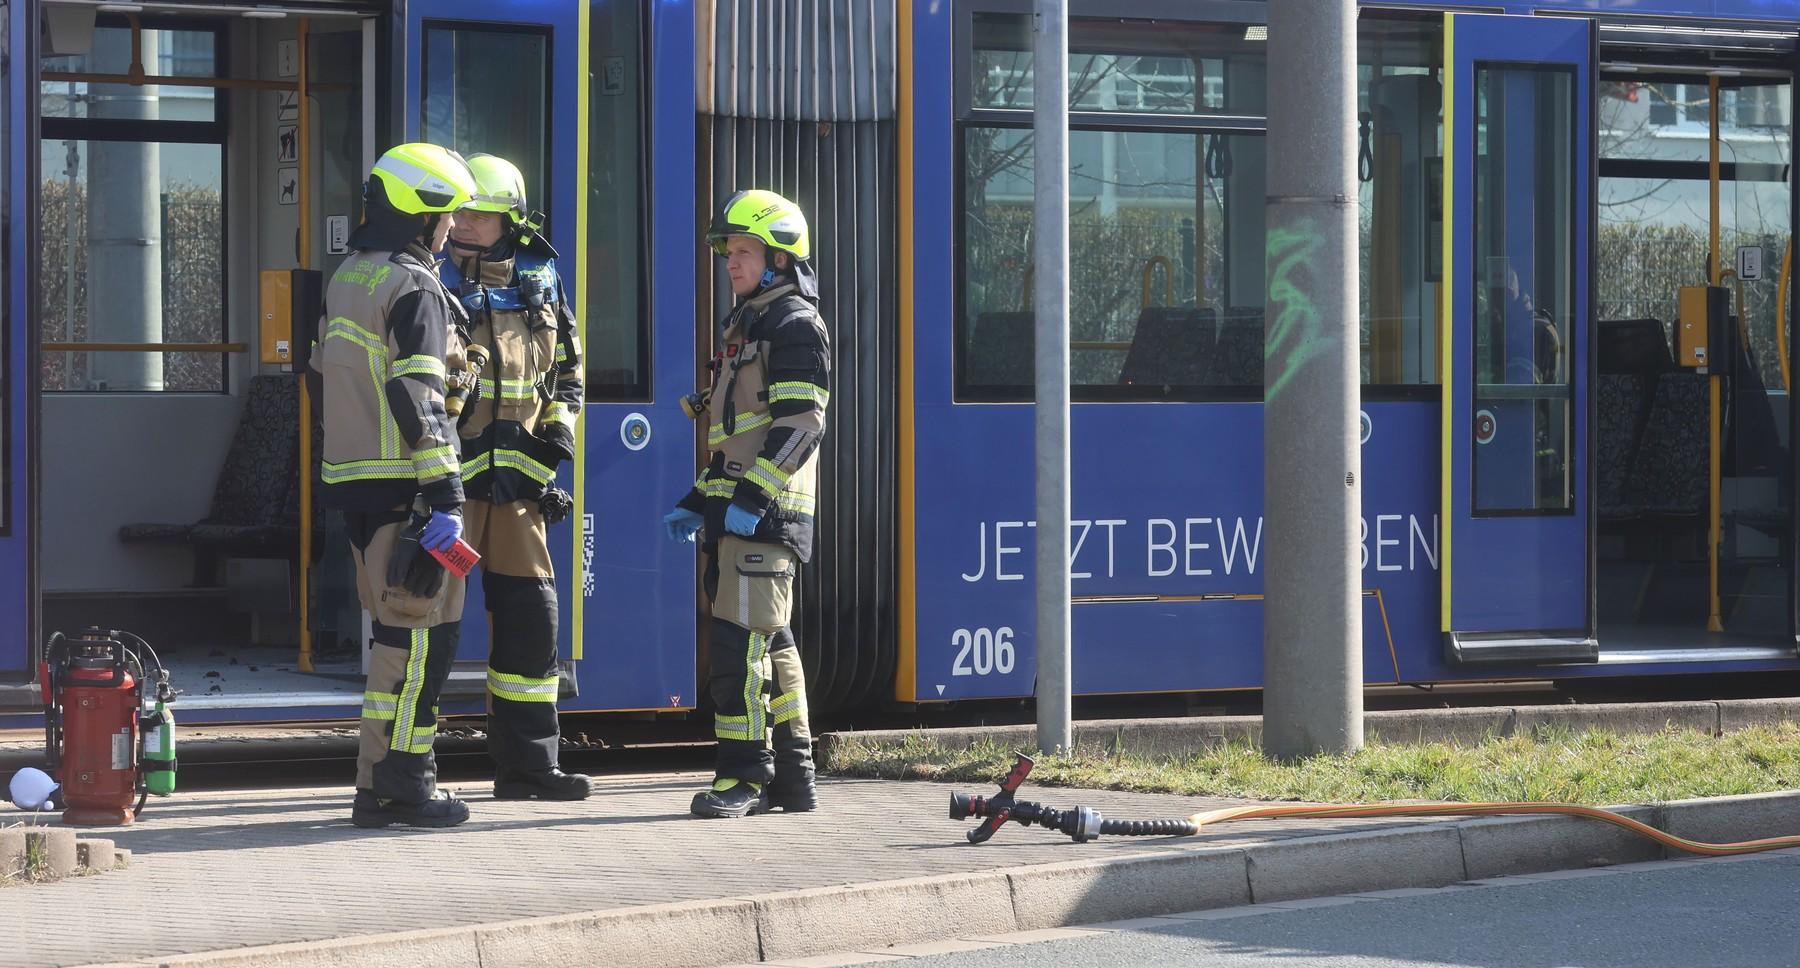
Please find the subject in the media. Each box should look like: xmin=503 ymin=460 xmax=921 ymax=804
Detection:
xmin=158 ymin=641 xmax=363 ymax=702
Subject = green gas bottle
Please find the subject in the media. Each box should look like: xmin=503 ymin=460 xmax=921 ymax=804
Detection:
xmin=142 ymin=700 xmax=177 ymax=796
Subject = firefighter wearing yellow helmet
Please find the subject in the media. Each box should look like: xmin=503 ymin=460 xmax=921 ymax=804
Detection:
xmin=438 ymin=153 xmax=592 ymax=802
xmin=310 ymin=142 xmax=477 ymax=828
xmin=667 ymin=189 xmax=831 ymax=818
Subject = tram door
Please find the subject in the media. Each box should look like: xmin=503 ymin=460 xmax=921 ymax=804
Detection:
xmin=1442 ymin=13 xmax=1596 ymax=664
xmin=0 ymin=0 xmax=31 ymax=686
xmin=406 ymin=0 xmax=696 ymax=711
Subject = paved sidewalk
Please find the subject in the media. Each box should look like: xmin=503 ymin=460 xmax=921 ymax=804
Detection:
xmin=4 ymin=773 xmax=1449 ymax=968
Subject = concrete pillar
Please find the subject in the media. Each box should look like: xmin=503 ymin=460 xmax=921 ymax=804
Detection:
xmin=1262 ymin=0 xmax=1363 ymax=759
xmin=86 ymin=28 xmax=163 ymax=391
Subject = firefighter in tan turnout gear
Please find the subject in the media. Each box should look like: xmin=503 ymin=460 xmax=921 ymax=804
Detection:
xmin=311 ymin=142 xmax=477 ymax=829
xmin=440 ymin=154 xmax=591 ymax=801
xmin=666 ymin=190 xmax=831 ymax=819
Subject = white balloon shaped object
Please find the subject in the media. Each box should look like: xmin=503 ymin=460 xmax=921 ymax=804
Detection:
xmin=8 ymin=767 xmax=59 ymax=810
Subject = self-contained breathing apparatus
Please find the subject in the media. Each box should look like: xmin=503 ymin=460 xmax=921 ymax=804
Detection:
xmin=39 ymin=628 xmax=177 ymax=826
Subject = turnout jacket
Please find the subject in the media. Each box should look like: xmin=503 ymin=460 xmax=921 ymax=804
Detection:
xmin=441 ymin=247 xmax=583 ymax=505
xmin=677 ymin=283 xmax=832 ymax=563
xmin=312 ymin=242 xmax=468 ymax=513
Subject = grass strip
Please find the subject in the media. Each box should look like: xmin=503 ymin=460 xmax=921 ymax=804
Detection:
xmin=824 ymin=723 xmax=1800 ymax=804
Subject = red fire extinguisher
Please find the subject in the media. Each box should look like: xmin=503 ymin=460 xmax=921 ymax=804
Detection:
xmin=42 ymin=628 xmax=174 ymax=826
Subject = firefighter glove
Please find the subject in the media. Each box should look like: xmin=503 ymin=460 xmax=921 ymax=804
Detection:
xmin=664 ymin=508 xmax=703 ymax=544
xmin=420 ymin=509 xmax=463 ymax=552
xmin=539 ymin=487 xmax=573 ymax=525
xmin=388 ymin=514 xmax=447 ymax=600
xmin=724 ymin=503 xmax=763 ymax=537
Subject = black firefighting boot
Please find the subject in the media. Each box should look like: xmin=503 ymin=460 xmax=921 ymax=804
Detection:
xmin=690 ymin=778 xmax=770 ymax=818
xmin=768 ymin=729 xmax=817 ymax=812
xmin=494 ymin=768 xmax=593 ymax=801
xmin=767 ymin=770 xmax=817 ymax=812
xmin=351 ymin=789 xmax=470 ymax=829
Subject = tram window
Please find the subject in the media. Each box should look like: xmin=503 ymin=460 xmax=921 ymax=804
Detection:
xmin=969 ymin=14 xmax=1265 ymax=117
xmin=1472 ymin=65 xmax=1576 ymax=514
xmin=1599 ymin=77 xmax=1792 ymax=394
xmin=39 ymin=22 xmax=228 ymax=393
xmin=1357 ymin=17 xmax=1443 ymax=390
xmin=585 ymin=0 xmax=649 ymax=401
xmin=960 ymin=128 xmax=1266 ymax=401
xmin=421 ymin=26 xmax=549 ymax=222
xmin=958 ymin=13 xmax=1267 ymax=402
xmin=41 ymin=26 xmax=218 ymax=121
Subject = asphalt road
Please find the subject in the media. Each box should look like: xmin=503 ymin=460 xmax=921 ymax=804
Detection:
xmin=900 ymin=852 xmax=1800 ymax=968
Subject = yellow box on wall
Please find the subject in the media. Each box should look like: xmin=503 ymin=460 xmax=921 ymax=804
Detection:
xmin=1677 ymin=285 xmax=1710 ymax=368
xmin=260 ymin=270 xmax=293 ymax=365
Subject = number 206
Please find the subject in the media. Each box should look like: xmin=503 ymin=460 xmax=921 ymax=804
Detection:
xmin=951 ymin=627 xmax=1016 ymax=676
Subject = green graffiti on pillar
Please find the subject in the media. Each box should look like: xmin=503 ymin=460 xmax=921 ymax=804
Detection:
xmin=1264 ymin=219 xmax=1336 ymax=401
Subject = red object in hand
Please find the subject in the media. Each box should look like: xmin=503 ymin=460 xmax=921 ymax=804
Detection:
xmin=429 ymin=536 xmax=481 ymax=578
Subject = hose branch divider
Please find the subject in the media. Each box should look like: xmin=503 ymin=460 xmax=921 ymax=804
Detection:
xmin=949 ymin=752 xmax=1800 ymax=856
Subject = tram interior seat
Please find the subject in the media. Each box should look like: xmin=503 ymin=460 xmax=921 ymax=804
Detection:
xmin=1117 ymin=307 xmax=1216 ymax=389
xmin=1596 ymin=318 xmax=1672 ymax=521
xmin=118 ymin=374 xmax=322 ymax=586
xmin=1212 ymin=311 xmax=1264 ymax=387
xmin=967 ymin=310 xmax=1034 ymax=389
xmin=1621 ymin=371 xmax=1710 ymax=519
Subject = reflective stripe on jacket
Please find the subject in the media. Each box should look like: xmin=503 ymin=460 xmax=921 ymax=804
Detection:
xmin=676 ymin=283 xmax=831 ymax=563
xmin=311 ymin=243 xmax=467 ymax=512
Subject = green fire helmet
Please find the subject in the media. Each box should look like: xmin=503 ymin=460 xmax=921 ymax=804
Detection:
xmin=705 ymin=189 xmax=811 ymax=262
xmin=367 ymin=142 xmax=477 ymax=215
xmin=464 ymin=153 xmax=529 ymax=224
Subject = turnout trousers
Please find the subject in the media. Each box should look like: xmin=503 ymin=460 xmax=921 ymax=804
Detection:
xmin=464 ymin=499 xmax=563 ymax=773
xmin=703 ymin=536 xmax=814 ymax=786
xmin=347 ymin=510 xmax=466 ymax=802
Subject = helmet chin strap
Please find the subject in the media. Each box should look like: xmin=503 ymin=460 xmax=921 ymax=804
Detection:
xmin=755 ymin=248 xmax=787 ymax=292
xmin=448 ymin=225 xmax=514 ymax=261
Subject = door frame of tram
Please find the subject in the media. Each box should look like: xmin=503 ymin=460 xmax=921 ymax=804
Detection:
xmin=1587 ymin=26 xmax=1800 ymax=659
xmin=16 ymin=3 xmax=384 ymax=714
xmin=1441 ymin=9 xmax=1800 ymax=665
xmin=0 ymin=0 xmax=39 ymax=702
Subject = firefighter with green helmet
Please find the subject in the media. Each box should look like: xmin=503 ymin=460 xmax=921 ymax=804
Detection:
xmin=439 ymin=152 xmax=591 ymax=801
xmin=666 ymin=189 xmax=831 ymax=818
xmin=311 ymin=142 xmax=478 ymax=828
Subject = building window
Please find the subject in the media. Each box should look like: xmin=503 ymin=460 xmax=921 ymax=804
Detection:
xmin=957 ymin=13 xmax=1267 ymax=402
xmin=39 ymin=21 xmax=227 ymax=393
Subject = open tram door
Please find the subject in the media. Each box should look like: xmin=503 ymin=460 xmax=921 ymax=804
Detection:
xmin=0 ymin=0 xmax=36 ymax=706
xmin=404 ymin=0 xmax=698 ymax=713
xmin=1587 ymin=24 xmax=1799 ymax=664
xmin=1442 ymin=13 xmax=1597 ymax=665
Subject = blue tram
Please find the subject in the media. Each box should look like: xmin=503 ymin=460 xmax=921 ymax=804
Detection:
xmin=1 ymin=0 xmax=1798 ymax=725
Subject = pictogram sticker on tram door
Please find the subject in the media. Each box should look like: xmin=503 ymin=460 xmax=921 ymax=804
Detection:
xmin=1474 ymin=409 xmax=1498 ymax=445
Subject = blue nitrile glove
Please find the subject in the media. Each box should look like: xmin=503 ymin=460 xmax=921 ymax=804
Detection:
xmin=724 ymin=503 xmax=764 ymax=537
xmin=419 ymin=509 xmax=463 ymax=552
xmin=664 ymin=508 xmax=703 ymax=544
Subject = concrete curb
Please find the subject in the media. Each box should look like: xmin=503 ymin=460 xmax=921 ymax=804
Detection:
xmin=816 ymin=697 xmax=1800 ymax=766
xmin=88 ymin=789 xmax=1800 ymax=968
xmin=2 ymin=827 xmax=135 ymax=883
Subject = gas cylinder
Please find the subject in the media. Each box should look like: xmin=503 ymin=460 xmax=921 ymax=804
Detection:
xmin=141 ymin=699 xmax=177 ymax=797
xmin=46 ymin=631 xmax=141 ymax=825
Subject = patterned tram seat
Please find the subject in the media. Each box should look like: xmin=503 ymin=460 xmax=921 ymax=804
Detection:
xmin=1117 ymin=307 xmax=1216 ymax=392
xmin=119 ymin=374 xmax=324 ymax=583
xmin=1596 ymin=318 xmax=1673 ymax=522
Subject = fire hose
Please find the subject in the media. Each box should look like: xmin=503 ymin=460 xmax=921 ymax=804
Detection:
xmin=950 ymin=752 xmax=1800 ymax=857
